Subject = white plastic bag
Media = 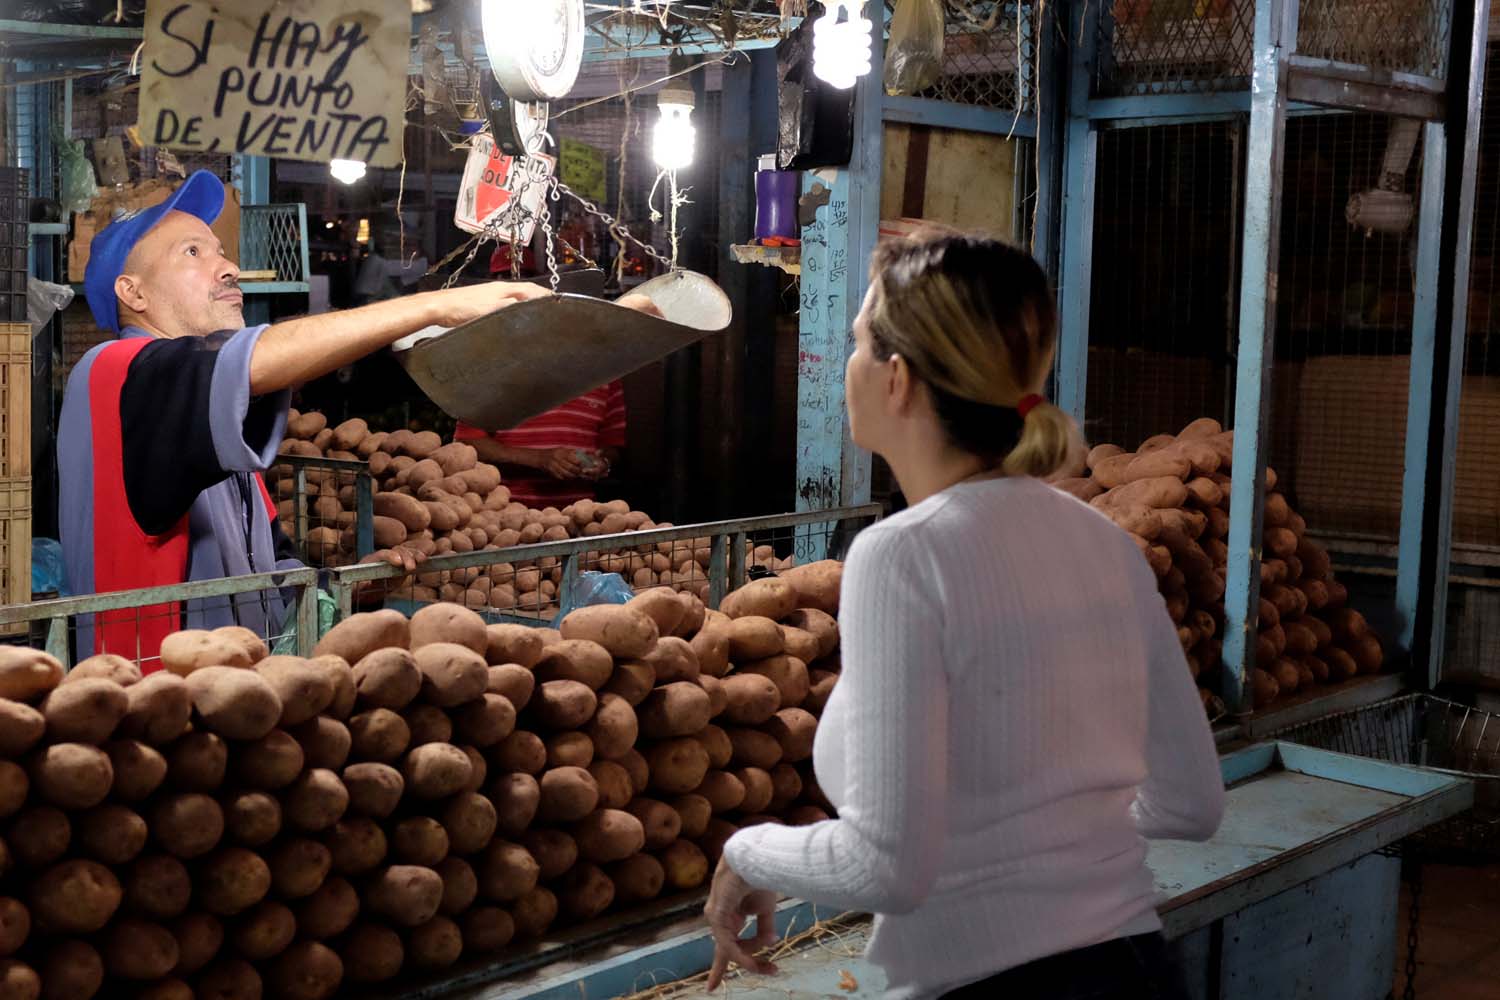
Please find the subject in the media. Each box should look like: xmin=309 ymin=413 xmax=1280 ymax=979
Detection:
xmin=884 ymin=0 xmax=945 ymax=96
xmin=27 ymin=278 xmax=74 ymax=338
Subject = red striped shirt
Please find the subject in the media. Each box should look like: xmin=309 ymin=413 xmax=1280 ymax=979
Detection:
xmin=455 ymin=382 xmax=626 ymax=507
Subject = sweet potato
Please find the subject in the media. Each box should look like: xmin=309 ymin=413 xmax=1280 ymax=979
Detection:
xmin=0 ymin=701 xmax=43 ymax=757
xmin=29 ymin=743 xmax=112 ymax=809
xmin=479 ymin=842 xmax=541 ymax=902
xmin=347 ymin=709 xmax=410 ymax=763
xmin=339 ymin=924 xmax=403 ymax=983
xmin=314 ymin=609 xmax=410 ymax=665
xmin=30 ymin=860 xmax=121 ymax=932
xmin=124 ymin=854 xmax=191 ymax=919
xmin=325 ymin=817 xmax=387 ymax=877
xmin=645 ymin=738 xmax=711 ymax=795
xmin=0 ymin=648 xmax=63 ymax=703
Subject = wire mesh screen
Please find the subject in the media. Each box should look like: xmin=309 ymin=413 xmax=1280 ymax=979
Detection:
xmin=272 ymin=457 xmax=371 ymax=567
xmin=1084 ymin=121 xmax=1240 ymax=451
xmin=1295 ymin=0 xmax=1451 ymax=79
xmin=241 ymin=205 xmax=309 ymax=282
xmin=1269 ymin=113 xmax=1422 ymax=544
xmin=907 ymin=0 xmax=1034 ymax=112
xmin=70 ymin=83 xmax=235 ymax=185
xmin=1093 ymin=0 xmax=1254 ymax=97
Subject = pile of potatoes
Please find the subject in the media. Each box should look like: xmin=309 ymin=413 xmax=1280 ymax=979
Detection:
xmin=0 ymin=563 xmax=844 ymax=999
xmin=1051 ymin=417 xmax=1383 ymax=711
xmin=272 ymin=411 xmax=797 ymax=620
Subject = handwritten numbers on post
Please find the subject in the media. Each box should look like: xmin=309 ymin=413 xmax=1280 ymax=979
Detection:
xmin=139 ymin=0 xmax=410 ymax=167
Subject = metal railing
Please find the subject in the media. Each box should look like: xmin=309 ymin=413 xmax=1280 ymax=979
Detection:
xmin=277 ymin=454 xmax=375 ymax=564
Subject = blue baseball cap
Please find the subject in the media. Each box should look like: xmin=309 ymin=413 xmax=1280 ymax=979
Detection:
xmin=84 ymin=169 xmax=226 ymax=333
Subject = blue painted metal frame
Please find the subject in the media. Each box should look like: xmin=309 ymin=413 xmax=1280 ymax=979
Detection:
xmin=880 ymin=96 xmax=1037 ymax=137
xmin=1221 ymin=0 xmax=1293 ymax=715
xmin=1054 ymin=0 xmax=1100 ymax=423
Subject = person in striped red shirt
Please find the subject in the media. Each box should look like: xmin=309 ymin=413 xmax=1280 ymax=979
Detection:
xmin=454 ymin=382 xmax=626 ymax=508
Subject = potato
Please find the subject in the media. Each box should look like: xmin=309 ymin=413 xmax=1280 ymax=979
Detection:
xmin=118 ymin=673 xmax=192 ymax=745
xmin=234 ymin=730 xmax=304 ymax=790
xmin=363 ymin=864 xmax=443 ymax=927
xmin=479 ymin=841 xmax=540 ymax=902
xmin=694 ymin=770 xmax=747 ymax=813
xmin=0 ymin=898 xmax=25 ymax=957
xmin=424 ymin=857 xmax=478 ymax=919
xmin=9 ymin=806 xmax=69 ymax=866
xmin=351 ymin=648 xmax=421 ymax=710
xmin=635 ymin=683 xmax=711 ymax=742
xmin=29 ymin=743 xmax=112 ymax=809
xmin=404 ymin=744 xmax=473 ymax=799
xmin=735 ymin=767 xmax=774 ymax=813
xmin=0 ymin=961 xmax=39 ymax=1000
xmin=168 ymin=913 xmax=223 ymax=976
xmin=195 ymin=958 xmax=263 ymax=1000
xmin=231 ymin=901 xmax=294 ymax=961
xmin=455 ymin=693 xmax=517 ymax=748
xmin=727 ymin=727 xmax=783 ymax=770
xmin=721 ymin=578 xmax=799 ymax=622
xmin=530 ymin=680 xmax=598 ymax=730
xmin=643 ymin=637 xmax=701 ymax=684
xmin=163 ymin=733 xmax=224 ymax=793
xmin=806 ymin=670 xmax=838 ymax=714
xmin=124 ymin=854 xmax=191 ymax=919
xmin=626 ymin=588 xmax=687 ymax=637
xmin=601 ymin=660 xmax=655 ymax=706
xmin=287 ymin=411 xmax=327 ymax=439
xmin=489 ymin=730 xmax=546 ymax=775
xmin=408 ymin=915 xmax=464 ymax=970
xmin=574 ymin=694 xmax=636 ymax=764
xmin=374 ymin=492 xmax=432 ymax=535
xmin=288 ymin=717 xmax=351 ymax=772
xmin=339 ymin=924 xmax=403 ymax=983
xmin=687 ymin=726 xmax=731 ymax=772
xmin=324 ymin=815 xmax=387 ymax=881
xmin=442 ymin=793 xmax=498 ymax=855
xmin=741 ymin=655 xmax=810 ymax=708
xmin=405 ymin=704 xmax=454 ymax=747
xmin=645 ymin=738 xmax=711 ymax=795
xmin=0 ymin=763 xmax=24 ymax=819
xmin=625 ymin=798 xmax=684 ymax=851
xmin=66 ymin=653 xmax=141 ymax=687
xmin=476 ymin=776 xmax=536 ymax=845
xmin=0 ymin=701 xmax=44 ymax=757
xmin=255 ymin=837 xmax=322 ymax=905
xmin=572 ymin=809 xmax=646 ymax=865
xmin=585 ymin=760 xmax=632 ymax=810
xmin=282 ymin=769 xmax=347 ymax=833
xmin=251 ymin=657 xmax=334 ymax=728
xmin=764 ymin=707 xmax=818 ymax=762
xmin=719 ymin=673 xmax=781 ymax=726
xmin=223 ymin=792 xmax=281 ymax=847
xmin=509 ymin=884 xmax=558 ymax=938
xmin=267 ymin=941 xmax=342 ymax=1000
xmin=348 ymin=709 xmax=410 ymax=762
xmin=393 ymin=817 xmax=450 ymax=866
xmin=462 ymin=907 xmax=515 ymax=953
xmin=547 ymin=731 xmax=595 ymax=768
xmin=184 ymin=668 xmax=282 ymax=741
xmin=337 ymin=764 xmax=401 ymax=821
xmin=557 ymin=862 xmax=615 ymax=922
xmin=160 ymin=631 xmax=253 ymax=677
xmin=558 ymin=606 xmax=658 ymax=660
xmin=607 ymin=854 xmax=666 ymax=905
xmin=30 ymin=859 xmax=121 ymax=932
xmin=534 ymin=640 xmax=615 ymax=691
xmin=486 ymin=665 xmax=535 ymax=714
xmin=538 ymin=766 xmax=599 ymax=823
xmin=777 ymin=561 xmax=842 ymax=615
xmin=152 ymin=794 xmax=225 ymax=859
xmin=657 ymin=839 xmax=709 ymax=891
xmin=305 ymin=656 xmax=355 ymax=722
xmin=409 ymin=603 xmax=489 ymax=657
xmin=698 ymin=818 xmax=739 ymax=866
xmin=726 ymin=616 xmax=783 ymax=663
xmin=40 ymin=940 xmax=103 ymax=1000
xmin=75 ymin=804 xmax=147 ymax=865
xmin=769 ymin=763 xmax=804 ymax=811
xmin=213 ymin=626 xmax=269 ymax=666
xmin=777 ymin=625 xmax=823 ymax=666
xmin=413 ymin=643 xmax=489 ymax=708
xmin=293 ymin=877 xmax=358 ymax=941
xmin=314 ymin=609 xmax=410 ymax=665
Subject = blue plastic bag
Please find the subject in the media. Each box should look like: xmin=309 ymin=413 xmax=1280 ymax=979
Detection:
xmin=552 ymin=571 xmax=635 ymax=627
xmin=32 ymin=538 xmax=67 ymax=596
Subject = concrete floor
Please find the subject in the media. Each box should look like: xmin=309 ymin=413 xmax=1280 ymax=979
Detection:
xmin=1395 ymin=864 xmax=1500 ymax=999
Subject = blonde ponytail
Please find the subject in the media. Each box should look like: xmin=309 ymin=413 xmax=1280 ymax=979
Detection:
xmin=1003 ymin=401 xmax=1085 ymax=479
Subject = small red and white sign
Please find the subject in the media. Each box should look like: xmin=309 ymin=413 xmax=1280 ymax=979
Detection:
xmin=455 ymin=132 xmax=556 ymax=240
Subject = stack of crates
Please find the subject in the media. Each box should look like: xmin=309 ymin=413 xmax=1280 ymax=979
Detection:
xmin=0 ymin=167 xmax=31 ymax=625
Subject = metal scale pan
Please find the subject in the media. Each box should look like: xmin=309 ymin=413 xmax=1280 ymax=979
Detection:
xmin=393 ymin=269 xmax=732 ymax=431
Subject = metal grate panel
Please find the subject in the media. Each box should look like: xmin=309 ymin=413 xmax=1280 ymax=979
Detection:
xmin=240 ymin=205 xmax=309 ymax=284
xmin=1093 ymin=0 xmax=1254 ymax=97
xmin=910 ymin=0 xmax=1032 ymax=112
xmin=1296 ymin=0 xmax=1451 ymax=80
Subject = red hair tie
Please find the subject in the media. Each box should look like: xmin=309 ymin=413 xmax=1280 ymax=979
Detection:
xmin=1017 ymin=394 xmax=1045 ymax=418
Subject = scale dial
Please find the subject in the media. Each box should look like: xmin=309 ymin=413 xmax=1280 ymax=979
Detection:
xmin=485 ymin=0 xmax=585 ymax=102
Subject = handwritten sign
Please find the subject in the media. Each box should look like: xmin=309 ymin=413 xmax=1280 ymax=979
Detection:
xmin=455 ymin=132 xmax=556 ymax=242
xmin=560 ymin=138 xmax=606 ymax=204
xmin=138 ymin=0 xmax=409 ymax=168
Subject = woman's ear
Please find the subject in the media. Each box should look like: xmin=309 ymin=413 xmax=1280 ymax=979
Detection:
xmin=887 ymin=353 xmax=918 ymax=415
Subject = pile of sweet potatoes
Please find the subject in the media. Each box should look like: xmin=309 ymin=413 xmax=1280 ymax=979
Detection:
xmin=1052 ymin=418 xmax=1382 ymax=711
xmin=0 ymin=564 xmax=843 ymax=998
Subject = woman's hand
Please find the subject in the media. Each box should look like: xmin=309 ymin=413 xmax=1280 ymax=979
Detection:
xmin=704 ymin=857 xmax=781 ymax=990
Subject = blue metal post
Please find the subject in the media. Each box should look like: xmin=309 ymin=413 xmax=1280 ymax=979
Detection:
xmin=235 ymin=155 xmax=272 ymax=326
xmin=1054 ymin=1 xmax=1100 ymax=424
xmin=1395 ymin=0 xmax=1490 ymax=686
xmin=1030 ymin=0 xmax=1064 ymax=282
xmin=1222 ymin=0 xmax=1293 ymax=715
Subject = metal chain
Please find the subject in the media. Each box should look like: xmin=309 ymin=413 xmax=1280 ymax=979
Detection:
xmin=541 ymin=176 xmax=562 ymax=294
xmin=555 ymin=179 xmax=677 ymax=271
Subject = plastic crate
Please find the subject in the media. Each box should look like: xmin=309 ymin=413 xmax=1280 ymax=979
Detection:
xmin=0 ymin=326 xmax=29 ymax=480
xmin=0 ymin=222 xmax=25 ymax=249
xmin=1272 ymin=694 xmax=1500 ymax=861
xmin=0 ymin=477 xmax=32 ymax=634
xmin=0 ymin=292 xmax=24 ymax=324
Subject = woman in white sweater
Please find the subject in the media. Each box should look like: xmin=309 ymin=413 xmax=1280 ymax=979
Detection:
xmin=704 ymin=231 xmax=1226 ymax=998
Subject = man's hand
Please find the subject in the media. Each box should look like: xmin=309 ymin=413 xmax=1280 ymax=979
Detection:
xmin=352 ymin=545 xmax=428 ymax=607
xmin=543 ymin=447 xmax=585 ymax=480
xmin=428 ymin=280 xmax=551 ymax=328
xmin=704 ymin=857 xmax=781 ymax=990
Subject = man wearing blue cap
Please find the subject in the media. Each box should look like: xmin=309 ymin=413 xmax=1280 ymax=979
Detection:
xmin=59 ymin=169 xmax=547 ymax=662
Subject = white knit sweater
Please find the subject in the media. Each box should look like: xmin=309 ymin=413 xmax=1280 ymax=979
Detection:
xmin=723 ymin=476 xmax=1226 ymax=998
